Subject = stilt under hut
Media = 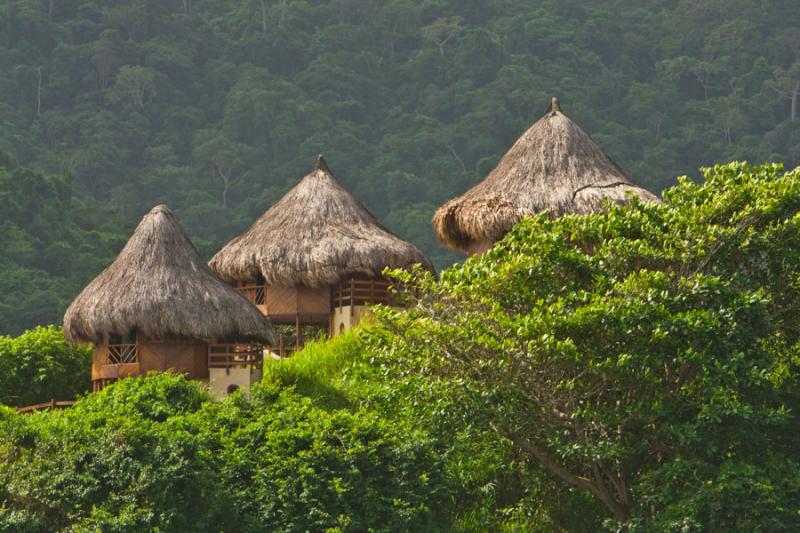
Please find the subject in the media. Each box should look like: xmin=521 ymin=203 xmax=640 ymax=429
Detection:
xmin=433 ymin=97 xmax=660 ymax=255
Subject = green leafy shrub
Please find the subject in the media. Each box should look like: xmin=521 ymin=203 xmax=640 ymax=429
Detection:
xmin=0 ymin=326 xmax=91 ymax=406
xmin=0 ymin=373 xmax=450 ymax=532
xmin=265 ymin=328 xmax=585 ymax=531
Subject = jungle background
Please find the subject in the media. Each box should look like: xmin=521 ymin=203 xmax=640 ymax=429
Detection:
xmin=1 ymin=0 xmax=800 ymax=333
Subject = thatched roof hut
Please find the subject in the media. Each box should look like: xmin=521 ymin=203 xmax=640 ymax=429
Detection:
xmin=433 ymin=97 xmax=660 ymax=253
xmin=64 ymin=204 xmax=277 ymax=345
xmin=209 ymin=156 xmax=434 ymax=287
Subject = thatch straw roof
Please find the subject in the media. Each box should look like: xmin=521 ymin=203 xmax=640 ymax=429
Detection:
xmin=64 ymin=205 xmax=277 ymax=345
xmin=209 ymin=156 xmax=434 ymax=287
xmin=433 ymin=97 xmax=660 ymax=253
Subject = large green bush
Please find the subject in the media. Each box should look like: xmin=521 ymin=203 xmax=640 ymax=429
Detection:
xmin=0 ymin=372 xmax=449 ymax=532
xmin=0 ymin=326 xmax=91 ymax=406
xmin=372 ymin=162 xmax=800 ymax=530
xmin=264 ymin=327 xmax=604 ymax=531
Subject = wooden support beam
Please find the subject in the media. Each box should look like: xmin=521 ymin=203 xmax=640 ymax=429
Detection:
xmin=295 ymin=314 xmax=301 ymax=350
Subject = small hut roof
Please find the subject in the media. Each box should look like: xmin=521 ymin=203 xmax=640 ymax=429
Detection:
xmin=64 ymin=204 xmax=277 ymax=345
xmin=209 ymin=156 xmax=434 ymax=287
xmin=433 ymin=97 xmax=660 ymax=252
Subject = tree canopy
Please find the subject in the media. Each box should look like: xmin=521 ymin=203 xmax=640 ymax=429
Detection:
xmin=372 ymin=163 xmax=800 ymax=529
xmin=0 ymin=325 xmax=91 ymax=406
xmin=2 ymin=0 xmax=800 ymax=334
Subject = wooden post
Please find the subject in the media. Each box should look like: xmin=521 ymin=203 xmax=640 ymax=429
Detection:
xmin=350 ymin=278 xmax=355 ymax=317
xmin=295 ymin=314 xmax=301 ymax=350
xmin=329 ymin=286 xmax=334 ymax=336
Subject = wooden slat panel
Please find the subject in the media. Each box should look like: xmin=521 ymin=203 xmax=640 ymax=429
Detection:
xmin=297 ymin=286 xmax=331 ymax=315
xmin=266 ymin=285 xmax=299 ymax=315
xmin=138 ymin=339 xmax=208 ymax=379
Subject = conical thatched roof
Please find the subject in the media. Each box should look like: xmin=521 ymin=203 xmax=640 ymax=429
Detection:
xmin=433 ymin=97 xmax=660 ymax=253
xmin=209 ymin=156 xmax=434 ymax=287
xmin=64 ymin=205 xmax=277 ymax=345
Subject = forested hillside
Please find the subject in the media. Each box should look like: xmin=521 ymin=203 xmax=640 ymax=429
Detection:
xmin=2 ymin=0 xmax=800 ymax=334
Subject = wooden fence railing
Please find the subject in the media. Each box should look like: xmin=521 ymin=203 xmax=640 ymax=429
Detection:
xmin=208 ymin=344 xmax=263 ymax=368
xmin=17 ymin=400 xmax=76 ymax=414
xmin=332 ymin=278 xmax=393 ymax=309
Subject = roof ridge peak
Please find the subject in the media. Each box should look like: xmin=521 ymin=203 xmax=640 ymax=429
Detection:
xmin=315 ymin=154 xmax=331 ymax=173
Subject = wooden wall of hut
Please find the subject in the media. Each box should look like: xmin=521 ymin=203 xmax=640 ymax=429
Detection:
xmin=92 ymin=336 xmax=209 ymax=391
xmin=237 ymin=282 xmax=331 ymax=324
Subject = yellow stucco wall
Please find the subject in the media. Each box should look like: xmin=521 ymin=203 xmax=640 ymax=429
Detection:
xmin=207 ymin=367 xmax=262 ymax=399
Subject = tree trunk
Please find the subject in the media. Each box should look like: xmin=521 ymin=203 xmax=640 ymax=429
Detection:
xmin=183 ymin=0 xmax=192 ymax=15
xmin=491 ymin=423 xmax=632 ymax=527
xmin=48 ymin=0 xmax=55 ymax=21
xmin=791 ymin=77 xmax=799 ymax=122
xmin=260 ymin=0 xmax=268 ymax=33
xmin=279 ymin=0 xmax=287 ymax=29
xmin=36 ymin=67 xmax=42 ymax=116
xmin=217 ymin=168 xmax=231 ymax=207
xmin=653 ymin=114 xmax=664 ymax=141
xmin=443 ymin=140 xmax=466 ymax=172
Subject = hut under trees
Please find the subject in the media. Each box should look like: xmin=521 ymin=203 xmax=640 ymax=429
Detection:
xmin=209 ymin=156 xmax=434 ymax=356
xmin=63 ymin=204 xmax=277 ymax=396
xmin=433 ymin=97 xmax=660 ymax=255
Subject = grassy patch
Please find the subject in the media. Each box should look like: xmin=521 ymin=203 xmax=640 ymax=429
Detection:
xmin=261 ymin=328 xmax=371 ymax=409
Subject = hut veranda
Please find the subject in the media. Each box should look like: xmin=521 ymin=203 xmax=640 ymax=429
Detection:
xmin=63 ymin=99 xmax=660 ymax=398
xmin=209 ymin=156 xmax=434 ymax=356
xmin=433 ymin=98 xmax=659 ymax=255
xmin=63 ymin=205 xmax=277 ymax=397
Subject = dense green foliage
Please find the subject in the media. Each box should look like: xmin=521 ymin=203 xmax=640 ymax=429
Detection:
xmin=372 ymin=163 xmax=800 ymax=529
xmin=3 ymin=0 xmax=800 ymax=333
xmin=4 ymin=162 xmax=800 ymax=531
xmin=267 ymin=331 xmax=606 ymax=532
xmin=0 ymin=331 xmax=604 ymax=532
xmin=0 ymin=372 xmax=450 ymax=532
xmin=0 ymin=153 xmax=124 ymax=333
xmin=0 ymin=325 xmax=91 ymax=406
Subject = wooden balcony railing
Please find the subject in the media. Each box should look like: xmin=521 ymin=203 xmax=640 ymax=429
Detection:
xmin=238 ymin=283 xmax=266 ymax=306
xmin=208 ymin=344 xmax=263 ymax=368
xmin=107 ymin=343 xmax=137 ymax=364
xmin=332 ymin=278 xmax=393 ymax=309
